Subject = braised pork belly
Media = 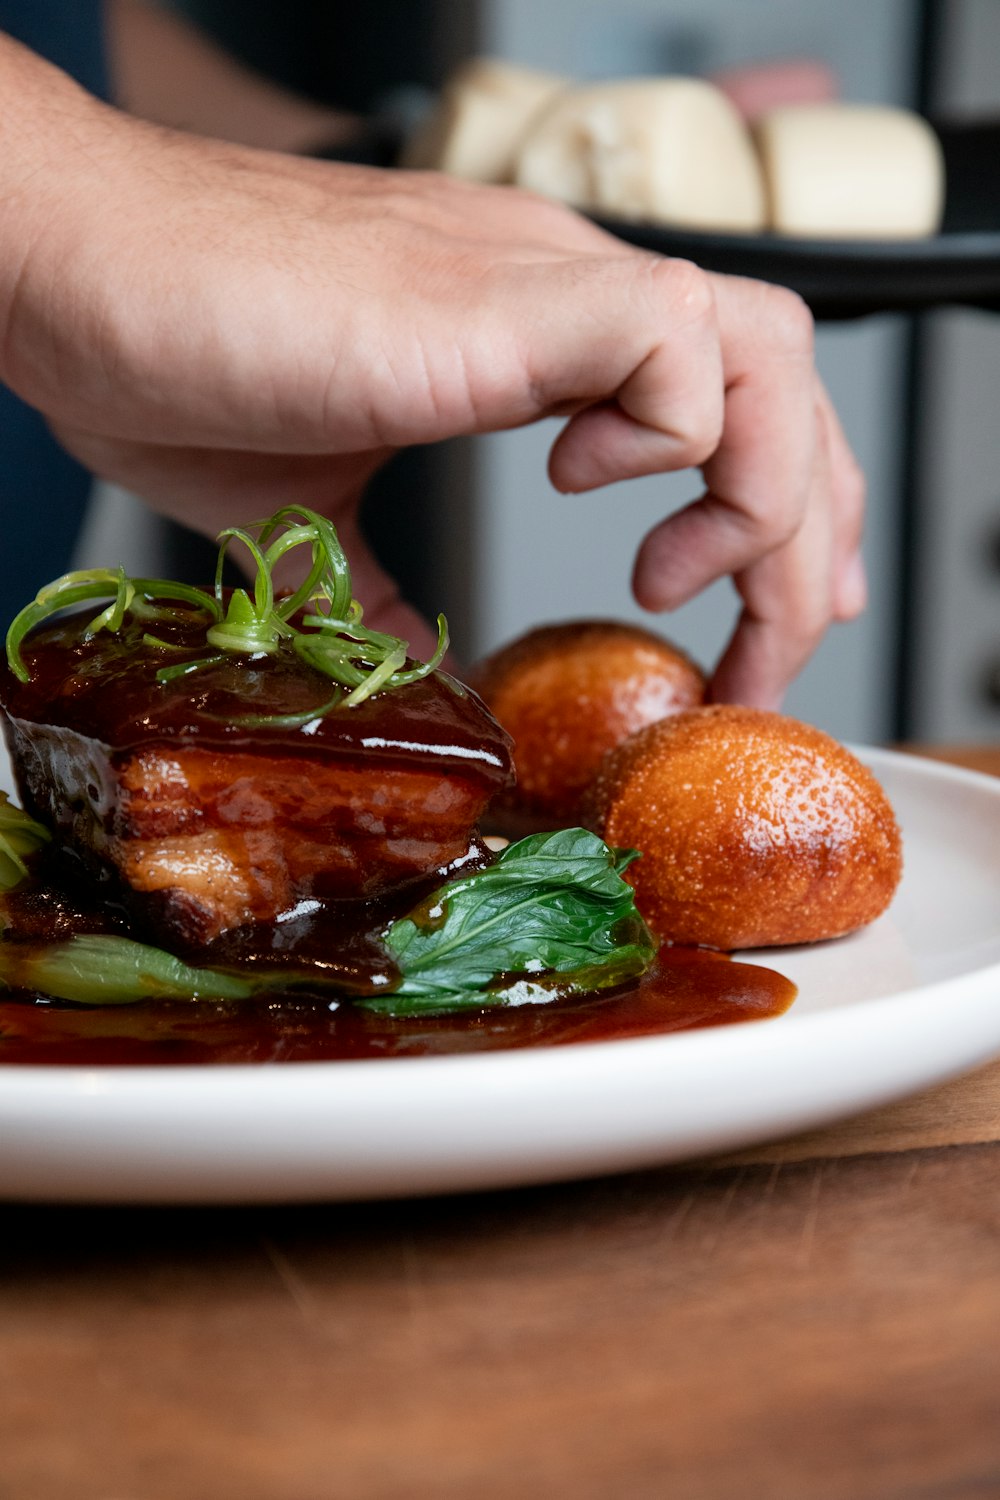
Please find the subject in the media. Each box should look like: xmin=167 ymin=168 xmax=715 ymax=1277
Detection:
xmin=1 ymin=611 xmax=512 ymax=951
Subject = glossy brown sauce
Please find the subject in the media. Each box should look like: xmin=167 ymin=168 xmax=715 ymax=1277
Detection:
xmin=0 ymin=607 xmax=796 ymax=1066
xmin=1 ymin=609 xmax=513 ymax=776
xmin=0 ymin=948 xmax=795 ymax=1066
xmin=0 ymin=840 xmax=797 ymax=1066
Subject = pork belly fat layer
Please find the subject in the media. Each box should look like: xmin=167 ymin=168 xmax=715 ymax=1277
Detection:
xmin=6 ymin=722 xmax=495 ymax=945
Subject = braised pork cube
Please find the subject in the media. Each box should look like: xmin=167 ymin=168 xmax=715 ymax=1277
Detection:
xmin=0 ymin=613 xmax=513 ymax=949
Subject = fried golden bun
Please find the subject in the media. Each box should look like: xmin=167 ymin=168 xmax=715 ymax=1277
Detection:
xmin=471 ymin=620 xmax=706 ymax=827
xmin=587 ymin=705 xmax=902 ymax=950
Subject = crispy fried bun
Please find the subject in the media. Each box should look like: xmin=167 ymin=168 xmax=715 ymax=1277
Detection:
xmin=472 ymin=620 xmax=705 ymax=829
xmin=587 ymin=705 xmax=903 ymax=950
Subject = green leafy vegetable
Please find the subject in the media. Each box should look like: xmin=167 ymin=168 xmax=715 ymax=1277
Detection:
xmin=0 ymin=793 xmax=50 ymax=891
xmin=369 ymin=828 xmax=656 ymax=1015
xmin=5 ymin=507 xmax=448 ymax=716
xmin=0 ymin=829 xmax=654 ymax=1014
xmin=0 ymin=933 xmax=256 ymax=1006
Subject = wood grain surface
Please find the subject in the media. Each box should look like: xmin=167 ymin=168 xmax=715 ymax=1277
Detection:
xmin=2 ymin=746 xmax=999 ymax=1500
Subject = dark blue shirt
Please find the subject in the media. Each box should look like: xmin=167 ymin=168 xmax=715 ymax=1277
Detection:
xmin=0 ymin=1 xmax=107 ymax=611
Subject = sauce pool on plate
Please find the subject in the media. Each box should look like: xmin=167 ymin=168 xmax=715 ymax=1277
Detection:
xmin=0 ymin=949 xmax=795 ymax=1066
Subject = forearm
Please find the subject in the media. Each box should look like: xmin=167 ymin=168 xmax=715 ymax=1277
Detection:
xmin=0 ymin=30 xmax=105 ymax=190
xmin=105 ymin=0 xmax=358 ymax=153
xmin=0 ymin=32 xmax=113 ymax=388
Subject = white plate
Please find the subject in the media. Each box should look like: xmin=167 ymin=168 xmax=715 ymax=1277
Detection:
xmin=1 ymin=747 xmax=999 ymax=1204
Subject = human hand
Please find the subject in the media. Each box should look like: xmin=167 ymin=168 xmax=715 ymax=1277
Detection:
xmin=0 ymin=39 xmax=863 ymax=703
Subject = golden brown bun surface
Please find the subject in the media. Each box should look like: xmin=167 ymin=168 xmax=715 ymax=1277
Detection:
xmin=471 ymin=620 xmax=706 ymax=827
xmin=588 ymin=705 xmax=902 ymax=950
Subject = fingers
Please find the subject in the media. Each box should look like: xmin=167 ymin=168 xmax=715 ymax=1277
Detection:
xmin=547 ymin=259 xmax=725 ymax=492
xmin=707 ymin=377 xmax=865 ymax=709
xmin=629 ymin=274 xmax=818 ymax=613
xmin=532 ymin=255 xmax=864 ymax=711
xmin=521 ymin=257 xmax=862 ymax=707
xmin=816 ymin=380 xmax=867 ymax=620
xmin=579 ymin=268 xmax=865 ymax=708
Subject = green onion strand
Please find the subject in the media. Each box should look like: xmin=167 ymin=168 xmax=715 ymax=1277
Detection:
xmin=4 ymin=508 xmax=448 ymax=715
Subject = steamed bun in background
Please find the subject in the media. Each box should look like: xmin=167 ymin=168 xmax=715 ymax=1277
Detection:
xmin=406 ymin=58 xmax=945 ymax=239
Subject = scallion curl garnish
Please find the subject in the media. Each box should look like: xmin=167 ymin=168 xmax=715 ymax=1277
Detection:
xmin=5 ymin=568 xmax=219 ymax=684
xmin=4 ymin=507 xmax=448 ymax=715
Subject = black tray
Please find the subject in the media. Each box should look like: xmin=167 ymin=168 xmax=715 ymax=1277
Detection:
xmin=591 ymin=219 xmax=1000 ymax=320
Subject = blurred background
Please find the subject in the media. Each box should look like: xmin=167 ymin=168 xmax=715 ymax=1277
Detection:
xmin=66 ymin=0 xmax=1000 ymax=744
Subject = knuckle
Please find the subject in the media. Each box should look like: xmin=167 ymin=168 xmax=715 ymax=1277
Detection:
xmin=762 ymin=513 xmax=802 ymax=555
xmin=677 ymin=407 xmax=724 ymax=469
xmin=760 ymin=283 xmax=815 ymax=356
xmin=650 ymin=256 xmax=717 ymax=324
xmin=739 ymin=491 xmax=802 ymax=550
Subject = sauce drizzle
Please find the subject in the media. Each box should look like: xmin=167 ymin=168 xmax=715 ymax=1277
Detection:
xmin=0 ymin=949 xmax=795 ymax=1066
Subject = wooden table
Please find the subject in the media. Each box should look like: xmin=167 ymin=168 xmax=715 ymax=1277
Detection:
xmin=2 ymin=747 xmax=999 ymax=1500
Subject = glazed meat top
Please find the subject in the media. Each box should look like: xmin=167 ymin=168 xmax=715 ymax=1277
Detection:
xmin=1 ymin=611 xmax=514 ymax=788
